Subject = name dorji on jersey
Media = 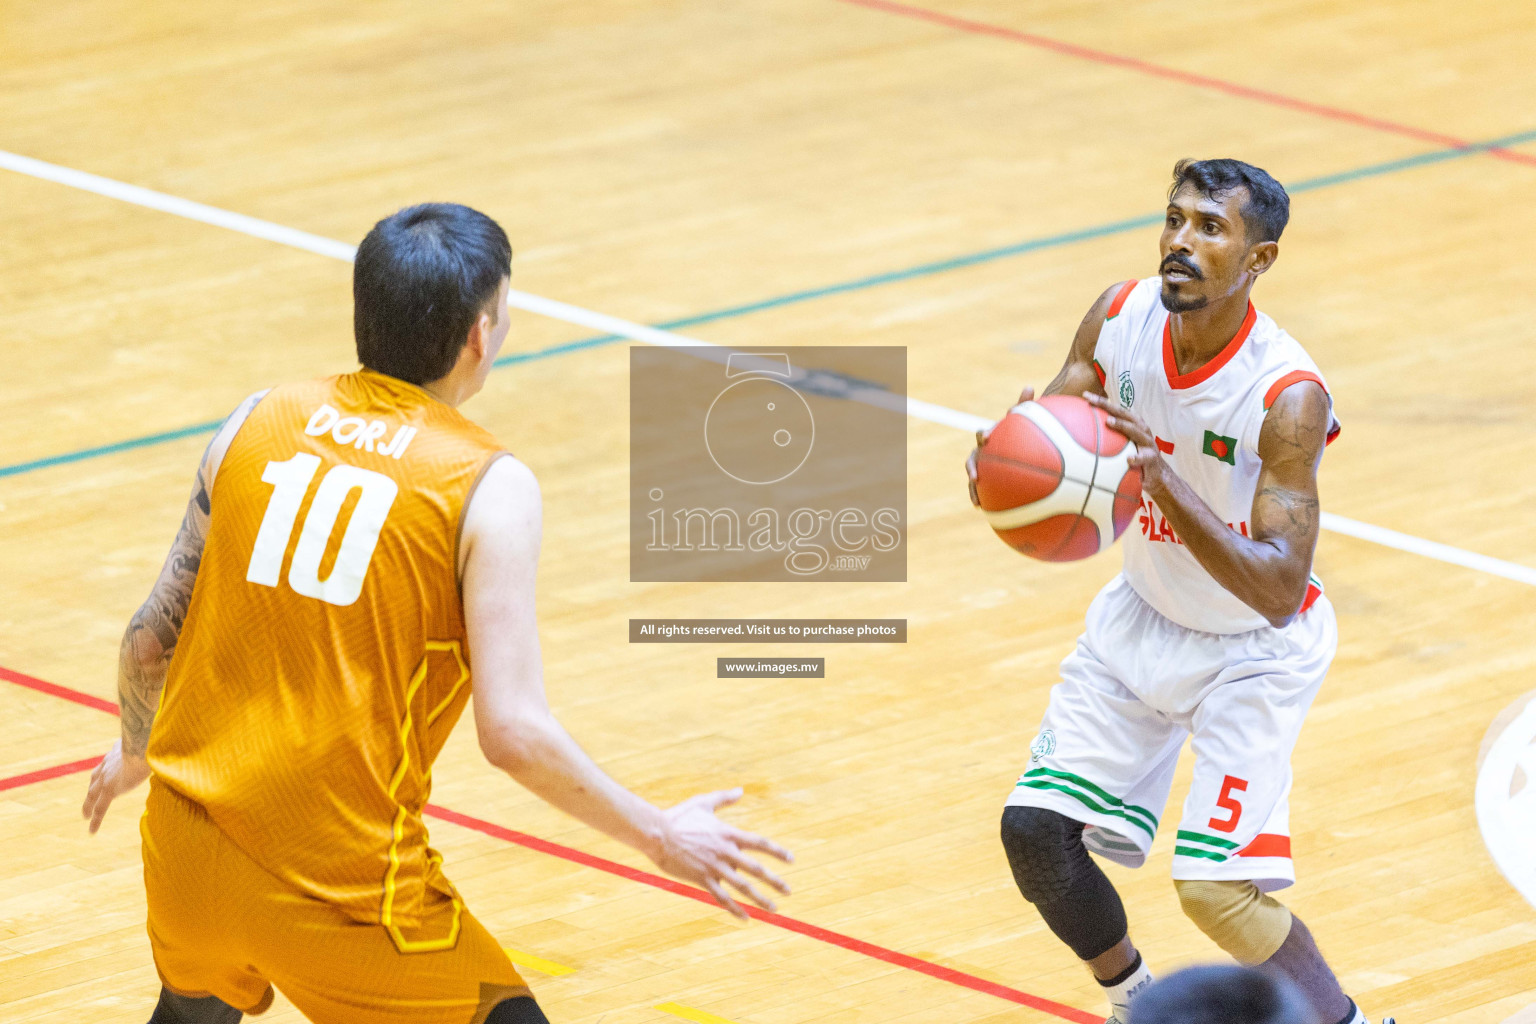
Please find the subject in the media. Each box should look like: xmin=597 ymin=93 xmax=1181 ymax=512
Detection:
xmin=304 ymin=403 xmax=417 ymax=459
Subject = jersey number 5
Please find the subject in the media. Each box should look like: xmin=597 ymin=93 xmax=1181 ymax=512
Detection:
xmin=246 ymin=453 xmax=399 ymax=607
xmin=1209 ymin=775 xmax=1248 ymax=833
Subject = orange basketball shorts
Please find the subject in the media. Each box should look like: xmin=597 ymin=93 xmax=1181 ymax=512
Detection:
xmin=140 ymin=778 xmax=530 ymax=1023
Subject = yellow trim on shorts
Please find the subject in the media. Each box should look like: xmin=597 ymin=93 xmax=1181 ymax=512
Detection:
xmin=380 ymin=640 xmax=469 ymax=953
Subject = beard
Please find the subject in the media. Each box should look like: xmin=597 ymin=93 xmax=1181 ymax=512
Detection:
xmin=1159 ymin=283 xmax=1208 ymax=313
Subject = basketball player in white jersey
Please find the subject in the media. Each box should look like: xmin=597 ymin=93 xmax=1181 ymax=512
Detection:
xmin=966 ymin=160 xmax=1388 ymax=1024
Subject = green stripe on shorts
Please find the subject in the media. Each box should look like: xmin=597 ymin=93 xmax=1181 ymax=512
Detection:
xmin=1175 ymin=830 xmax=1240 ymax=850
xmin=1015 ymin=778 xmax=1155 ymax=839
xmin=1020 ymin=767 xmax=1159 ymax=832
xmin=1173 ymin=845 xmax=1231 ymax=862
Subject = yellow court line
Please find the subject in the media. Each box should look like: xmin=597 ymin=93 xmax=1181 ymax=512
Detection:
xmin=502 ymin=947 xmax=576 ymax=977
xmin=656 ymin=1002 xmax=742 ymax=1024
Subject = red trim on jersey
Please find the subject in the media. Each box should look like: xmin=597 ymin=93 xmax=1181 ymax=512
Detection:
xmin=1092 ymin=359 xmax=1107 ymax=386
xmin=1104 ymin=280 xmax=1139 ymax=320
xmin=1263 ymin=370 xmax=1325 ymax=408
xmin=1298 ymin=581 xmax=1323 ymax=616
xmin=1163 ymin=303 xmax=1256 ymax=390
xmin=1155 ymin=436 xmax=1175 ymax=454
xmin=1237 ymin=833 xmax=1292 ymax=859
xmin=1262 ymin=370 xmax=1341 ymax=446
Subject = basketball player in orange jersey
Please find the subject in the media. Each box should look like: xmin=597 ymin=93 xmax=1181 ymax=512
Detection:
xmin=80 ymin=203 xmax=792 ymax=1024
xmin=967 ymin=161 xmax=1390 ymax=1024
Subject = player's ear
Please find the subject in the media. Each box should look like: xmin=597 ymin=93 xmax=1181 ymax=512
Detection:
xmin=1247 ymin=240 xmax=1278 ymax=276
xmin=464 ymin=310 xmax=491 ymax=362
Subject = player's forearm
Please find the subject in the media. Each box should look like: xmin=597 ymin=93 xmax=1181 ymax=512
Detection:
xmin=485 ymin=711 xmax=666 ymax=858
xmin=117 ymin=611 xmax=172 ymax=757
xmin=1146 ymin=472 xmax=1307 ymax=627
xmin=117 ymin=477 xmax=208 ymax=756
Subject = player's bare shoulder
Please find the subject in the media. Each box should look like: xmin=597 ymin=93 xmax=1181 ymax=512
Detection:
xmin=1076 ymin=280 xmax=1136 ymax=351
xmin=1045 ymin=280 xmax=1135 ymax=399
xmin=1256 ymin=378 xmax=1330 ymax=471
xmin=459 ymin=454 xmax=543 ymax=577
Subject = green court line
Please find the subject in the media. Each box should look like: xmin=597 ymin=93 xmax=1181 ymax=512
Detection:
xmin=4 ymin=126 xmax=1533 ymax=481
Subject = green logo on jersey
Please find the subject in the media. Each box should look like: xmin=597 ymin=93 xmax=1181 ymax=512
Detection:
xmin=1118 ymin=371 xmax=1135 ymax=407
xmin=1029 ymin=729 xmax=1056 ymax=763
xmin=1202 ymin=430 xmax=1237 ymax=465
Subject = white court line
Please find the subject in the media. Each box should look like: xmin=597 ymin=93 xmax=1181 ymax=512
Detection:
xmin=0 ymin=150 xmax=359 ymax=262
xmin=5 ymin=148 xmax=1535 ymax=588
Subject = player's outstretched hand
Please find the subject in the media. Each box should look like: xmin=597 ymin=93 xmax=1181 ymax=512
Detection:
xmin=651 ymin=788 xmax=793 ymax=920
xmin=966 ymin=386 xmax=1035 ymax=506
xmin=82 ymin=739 xmax=151 ymax=834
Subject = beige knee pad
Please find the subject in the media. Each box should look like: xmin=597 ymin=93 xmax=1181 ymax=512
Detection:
xmin=1174 ymin=879 xmax=1293 ymax=966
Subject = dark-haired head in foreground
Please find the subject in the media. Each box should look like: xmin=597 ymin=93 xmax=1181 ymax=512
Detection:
xmin=1159 ymin=158 xmax=1289 ymax=315
xmin=1130 ymin=965 xmax=1309 ymax=1024
xmin=354 ymin=202 xmax=513 ymax=395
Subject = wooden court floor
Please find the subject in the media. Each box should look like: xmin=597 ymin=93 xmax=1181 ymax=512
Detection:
xmin=3 ymin=1 xmax=1536 ymax=1020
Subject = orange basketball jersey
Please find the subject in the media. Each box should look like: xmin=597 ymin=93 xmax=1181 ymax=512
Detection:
xmin=148 ymin=369 xmax=505 ymax=951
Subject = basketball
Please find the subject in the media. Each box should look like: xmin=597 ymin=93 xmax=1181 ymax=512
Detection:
xmin=973 ymin=395 xmax=1142 ymax=562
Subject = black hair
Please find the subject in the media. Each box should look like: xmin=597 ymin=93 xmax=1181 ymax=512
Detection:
xmin=1170 ymin=159 xmax=1290 ymax=244
xmin=353 ymin=203 xmax=512 ymax=386
xmin=1129 ymin=965 xmax=1309 ymax=1024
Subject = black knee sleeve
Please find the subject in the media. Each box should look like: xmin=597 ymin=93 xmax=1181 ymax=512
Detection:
xmin=1000 ymin=806 xmax=1128 ymax=961
xmin=147 ymin=988 xmax=242 ymax=1024
xmin=485 ymin=996 xmax=551 ymax=1024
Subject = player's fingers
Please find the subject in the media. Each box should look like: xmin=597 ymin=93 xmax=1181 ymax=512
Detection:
xmin=728 ymin=827 xmax=793 ymax=863
xmin=1108 ymin=417 xmax=1150 ymax=445
xmin=88 ymin=791 xmax=112 ymax=834
xmin=700 ymin=787 xmax=743 ymax=812
xmin=719 ymin=865 xmax=775 ymax=912
xmin=725 ymin=847 xmax=790 ymax=894
xmin=705 ymin=876 xmax=748 ymax=920
xmin=81 ymin=765 xmax=107 ymax=819
xmin=1017 ymin=386 xmax=1035 ymax=404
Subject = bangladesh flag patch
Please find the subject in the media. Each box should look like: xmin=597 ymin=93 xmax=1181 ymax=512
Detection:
xmin=1202 ymin=430 xmax=1237 ymax=465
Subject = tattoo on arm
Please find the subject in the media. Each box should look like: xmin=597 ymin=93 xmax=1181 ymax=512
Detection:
xmin=118 ymin=389 xmax=266 ymax=756
xmin=1045 ymin=283 xmax=1122 ymax=397
xmin=1244 ymin=381 xmax=1329 ymax=622
xmin=1254 ymin=484 xmax=1319 ymax=545
xmin=117 ymin=475 xmax=212 ymax=756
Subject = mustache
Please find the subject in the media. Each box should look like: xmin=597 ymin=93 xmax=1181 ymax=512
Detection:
xmin=1161 ymin=254 xmax=1203 ymax=280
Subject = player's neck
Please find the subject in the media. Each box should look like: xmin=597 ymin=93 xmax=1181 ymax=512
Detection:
xmin=420 ymin=377 xmax=464 ymax=408
xmin=1166 ymin=291 xmax=1253 ymax=377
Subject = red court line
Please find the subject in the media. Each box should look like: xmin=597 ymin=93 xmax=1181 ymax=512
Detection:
xmin=1 ymin=666 xmax=1095 ymax=1023
xmin=0 ymin=665 xmax=119 ymax=714
xmin=426 ymin=804 xmax=1099 ymax=1023
xmin=0 ymin=756 xmax=101 ymax=793
xmin=835 ymin=0 xmax=1536 ymax=169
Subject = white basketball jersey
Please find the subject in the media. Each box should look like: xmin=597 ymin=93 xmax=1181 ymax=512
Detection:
xmin=1093 ymin=277 xmax=1340 ymax=634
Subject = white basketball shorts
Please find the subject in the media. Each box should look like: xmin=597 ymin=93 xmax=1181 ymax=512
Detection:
xmin=1004 ymin=574 xmax=1337 ymax=892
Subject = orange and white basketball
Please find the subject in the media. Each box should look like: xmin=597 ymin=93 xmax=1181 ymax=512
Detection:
xmin=973 ymin=395 xmax=1142 ymax=562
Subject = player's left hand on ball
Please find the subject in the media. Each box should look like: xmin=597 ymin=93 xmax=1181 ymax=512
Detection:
xmin=965 ymin=446 xmax=984 ymax=507
xmin=967 ymin=386 xmax=1038 ymax=507
xmin=82 ymin=739 xmax=151 ymax=834
xmin=653 ymin=787 xmax=793 ymax=920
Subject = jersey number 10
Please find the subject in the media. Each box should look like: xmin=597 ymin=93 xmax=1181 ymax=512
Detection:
xmin=246 ymin=453 xmax=400 ymax=607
